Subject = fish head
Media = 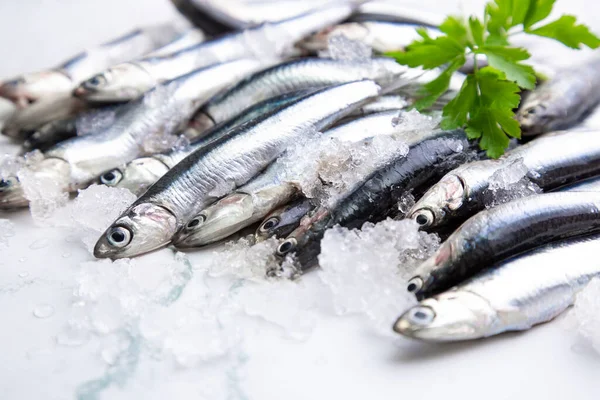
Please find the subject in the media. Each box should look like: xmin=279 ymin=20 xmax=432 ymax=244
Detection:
xmin=393 ymin=291 xmax=496 ymax=342
xmin=255 ymin=198 xmax=313 ymax=242
xmin=73 ymin=64 xmax=154 ymax=102
xmin=103 ymin=158 xmax=169 ymax=196
xmin=408 ymin=174 xmax=465 ymax=229
xmin=516 ymin=92 xmax=560 ymax=135
xmin=94 ymin=203 xmax=177 ymax=259
xmin=173 ymin=192 xmax=256 ymax=248
xmin=0 ymin=157 xmax=70 ymax=210
xmin=297 ymin=23 xmax=369 ymax=53
xmin=275 ymin=206 xmax=331 ymax=270
xmin=0 ymin=176 xmax=27 ymax=209
xmin=0 ymin=71 xmax=73 ymax=107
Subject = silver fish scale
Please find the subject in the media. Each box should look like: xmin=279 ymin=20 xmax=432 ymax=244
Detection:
xmin=137 ymin=81 xmax=379 ymax=226
xmin=456 ymin=234 xmax=600 ymax=334
xmin=47 ymin=60 xmax=261 ymax=186
xmin=203 ymin=58 xmax=406 ymax=123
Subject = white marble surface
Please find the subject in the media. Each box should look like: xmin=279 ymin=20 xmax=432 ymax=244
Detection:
xmin=1 ymin=1 xmax=600 ymax=400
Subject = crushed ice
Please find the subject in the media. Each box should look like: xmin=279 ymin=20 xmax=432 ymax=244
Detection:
xmin=0 ymin=218 xmax=15 ymax=247
xmin=75 ymin=106 xmax=118 ymax=136
xmin=566 ymin=278 xmax=600 ymax=354
xmin=483 ymin=158 xmax=542 ymax=208
xmin=318 ymin=218 xmax=439 ymax=334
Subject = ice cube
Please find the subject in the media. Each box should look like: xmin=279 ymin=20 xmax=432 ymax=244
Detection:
xmin=18 ymin=164 xmax=69 ymax=221
xmin=75 ymin=106 xmax=118 ymax=136
xmin=318 ymin=218 xmax=439 ymax=334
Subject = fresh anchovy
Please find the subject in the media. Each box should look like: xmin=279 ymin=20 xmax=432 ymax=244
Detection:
xmin=408 ymin=129 xmax=600 ymax=231
xmin=0 ymin=22 xmax=185 ymax=107
xmin=396 ymin=234 xmax=600 ymax=342
xmin=190 ymin=57 xmax=409 ymax=136
xmin=276 ymin=129 xmax=476 ymax=269
xmin=407 ymin=192 xmax=600 ymax=299
xmin=299 ymin=21 xmax=441 ymax=54
xmin=351 ymin=2 xmax=445 ymax=26
xmin=559 ymin=176 xmax=600 ymax=192
xmin=102 ymin=90 xmax=315 ymax=195
xmin=179 ymin=0 xmax=333 ymax=29
xmin=255 ymin=197 xmax=315 ymax=242
xmin=94 ymin=80 xmax=380 ymax=259
xmin=172 ymin=109 xmax=407 ymax=247
xmin=74 ymin=4 xmax=354 ymax=102
xmin=517 ymin=56 xmax=600 ymax=135
xmin=0 ymin=60 xmax=264 ymax=209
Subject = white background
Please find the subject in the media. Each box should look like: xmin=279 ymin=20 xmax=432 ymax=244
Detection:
xmin=1 ymin=1 xmax=599 ymax=399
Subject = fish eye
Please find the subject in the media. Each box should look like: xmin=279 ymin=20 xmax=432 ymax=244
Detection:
xmin=260 ymin=216 xmax=280 ymax=232
xmin=407 ymin=306 xmax=435 ymax=326
xmin=100 ymin=170 xmax=122 ymax=186
xmin=277 ymin=238 xmax=297 ymax=255
xmin=84 ymin=74 xmax=107 ymax=89
xmin=106 ymin=226 xmax=132 ymax=248
xmin=187 ymin=214 xmax=206 ymax=229
xmin=407 ymin=276 xmax=423 ymax=293
xmin=526 ymin=107 xmax=536 ymax=115
xmin=413 ymin=209 xmax=434 ymax=227
xmin=0 ymin=177 xmax=18 ymax=191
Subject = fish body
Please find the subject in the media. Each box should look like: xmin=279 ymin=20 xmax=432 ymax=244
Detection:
xmin=517 ymin=56 xmax=600 ymax=135
xmin=409 ymin=129 xmax=600 ymax=230
xmin=0 ymin=23 xmax=185 ymax=107
xmin=559 ymin=175 xmax=600 ymax=192
xmin=195 ymin=57 xmax=409 ymax=133
xmin=277 ymin=129 xmax=476 ymax=269
xmin=395 ymin=234 xmax=600 ymax=341
xmin=0 ymin=60 xmax=263 ymax=209
xmin=75 ymin=4 xmax=354 ymax=102
xmin=146 ymin=28 xmax=206 ymax=57
xmin=351 ymin=2 xmax=445 ymax=26
xmin=104 ymin=90 xmax=316 ymax=195
xmin=408 ymin=192 xmax=600 ymax=299
xmin=94 ymin=80 xmax=380 ymax=258
xmin=173 ymin=109 xmax=406 ymax=247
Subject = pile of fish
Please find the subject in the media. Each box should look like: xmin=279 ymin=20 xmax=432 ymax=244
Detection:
xmin=2 ymin=0 xmax=600 ymax=345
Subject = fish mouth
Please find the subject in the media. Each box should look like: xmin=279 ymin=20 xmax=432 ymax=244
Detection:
xmin=94 ymin=203 xmax=178 ymax=259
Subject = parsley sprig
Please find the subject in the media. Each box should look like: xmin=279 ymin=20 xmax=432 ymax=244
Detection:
xmin=387 ymin=0 xmax=600 ymax=157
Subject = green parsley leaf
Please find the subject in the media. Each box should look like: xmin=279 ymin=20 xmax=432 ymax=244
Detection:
xmin=524 ymin=0 xmax=556 ymax=29
xmin=440 ymin=16 xmax=469 ymax=46
xmin=468 ymin=17 xmax=485 ymax=46
xmin=386 ymin=32 xmax=464 ymax=69
xmin=412 ymin=55 xmax=466 ymax=110
xmin=479 ymin=46 xmax=536 ymax=89
xmin=440 ymin=75 xmax=478 ymax=130
xmin=528 ymin=15 xmax=600 ymax=49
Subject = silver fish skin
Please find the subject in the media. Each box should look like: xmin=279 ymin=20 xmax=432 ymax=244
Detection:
xmin=407 ymin=192 xmax=600 ymax=299
xmin=299 ymin=21 xmax=441 ymax=54
xmin=517 ymin=56 xmax=600 ymax=135
xmin=0 ymin=22 xmax=185 ymax=107
xmin=348 ymin=95 xmax=409 ymax=116
xmin=103 ymin=90 xmax=316 ymax=195
xmin=396 ymin=234 xmax=600 ymax=342
xmin=145 ymin=28 xmax=206 ymax=57
xmin=75 ymin=4 xmax=354 ymax=102
xmin=408 ymin=129 xmax=600 ymax=230
xmin=0 ymin=60 xmax=263 ymax=209
xmin=94 ymin=80 xmax=380 ymax=259
xmin=173 ymin=109 xmax=403 ymax=247
xmin=255 ymin=197 xmax=315 ymax=242
xmin=197 ymin=57 xmax=408 ymax=130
